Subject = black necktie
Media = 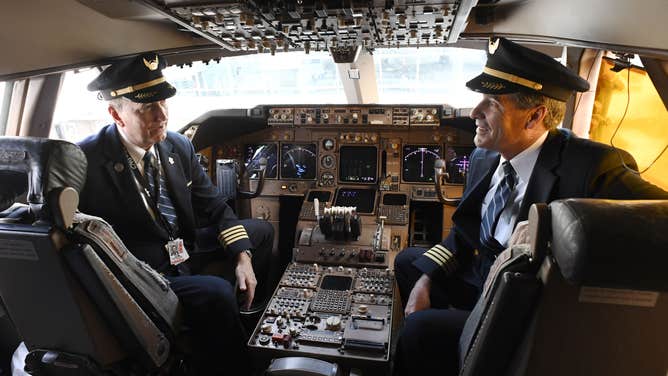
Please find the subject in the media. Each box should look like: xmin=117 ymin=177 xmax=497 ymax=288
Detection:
xmin=479 ymin=161 xmax=516 ymax=254
xmin=143 ymin=151 xmax=179 ymax=234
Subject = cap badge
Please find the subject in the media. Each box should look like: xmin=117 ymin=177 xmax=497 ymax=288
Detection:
xmin=488 ymin=38 xmax=500 ymax=54
xmin=143 ymin=55 xmax=159 ymax=71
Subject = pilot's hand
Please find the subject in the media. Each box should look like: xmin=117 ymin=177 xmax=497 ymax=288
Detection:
xmin=405 ymin=274 xmax=431 ymax=316
xmin=508 ymin=220 xmax=530 ymax=247
xmin=235 ymin=251 xmax=257 ymax=310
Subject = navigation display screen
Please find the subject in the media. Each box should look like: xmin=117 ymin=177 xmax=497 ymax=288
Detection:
xmin=334 ymin=188 xmax=377 ymax=214
xmin=280 ymin=143 xmax=317 ymax=180
xmin=339 ymin=146 xmax=377 ymax=183
xmin=402 ymin=144 xmax=441 ymax=183
xmin=444 ymin=146 xmax=473 ymax=184
xmin=244 ymin=144 xmax=278 ymax=179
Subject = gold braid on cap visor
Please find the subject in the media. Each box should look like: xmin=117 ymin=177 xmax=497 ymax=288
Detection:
xmin=109 ymin=76 xmax=166 ymax=97
xmin=483 ymin=67 xmax=543 ymax=90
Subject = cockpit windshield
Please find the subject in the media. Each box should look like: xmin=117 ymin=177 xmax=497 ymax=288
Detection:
xmin=50 ymin=47 xmax=485 ymax=142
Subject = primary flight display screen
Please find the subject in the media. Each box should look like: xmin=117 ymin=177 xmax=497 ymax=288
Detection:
xmin=402 ymin=144 xmax=441 ymax=183
xmin=334 ymin=188 xmax=377 ymax=214
xmin=444 ymin=146 xmax=473 ymax=184
xmin=339 ymin=146 xmax=378 ymax=183
xmin=280 ymin=143 xmax=317 ymax=180
xmin=244 ymin=144 xmax=278 ymax=179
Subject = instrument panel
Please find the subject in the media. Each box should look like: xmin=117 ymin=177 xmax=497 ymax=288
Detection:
xmin=248 ymin=263 xmax=395 ymax=371
xmin=189 ymin=104 xmax=476 ymax=373
xmin=203 ymin=104 xmax=474 ymax=200
xmin=269 ymin=105 xmax=443 ymax=127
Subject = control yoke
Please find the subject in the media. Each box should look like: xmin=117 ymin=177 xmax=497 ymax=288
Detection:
xmin=434 ymin=158 xmax=462 ymax=205
xmin=238 ymin=157 xmax=267 ymax=199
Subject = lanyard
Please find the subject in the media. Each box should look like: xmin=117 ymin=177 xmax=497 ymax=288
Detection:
xmin=123 ymin=147 xmax=177 ymax=239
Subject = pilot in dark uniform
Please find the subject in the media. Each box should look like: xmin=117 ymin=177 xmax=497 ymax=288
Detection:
xmin=78 ymin=52 xmax=274 ymax=375
xmin=393 ymin=38 xmax=668 ymax=375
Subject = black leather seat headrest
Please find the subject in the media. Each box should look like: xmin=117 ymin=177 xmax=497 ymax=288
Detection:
xmin=0 ymin=137 xmax=87 ymax=205
xmin=550 ymin=198 xmax=668 ymax=291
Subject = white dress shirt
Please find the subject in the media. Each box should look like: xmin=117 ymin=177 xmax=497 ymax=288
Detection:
xmin=117 ymin=127 xmax=157 ymax=176
xmin=117 ymin=126 xmax=159 ymax=219
xmin=480 ymin=130 xmax=549 ymax=248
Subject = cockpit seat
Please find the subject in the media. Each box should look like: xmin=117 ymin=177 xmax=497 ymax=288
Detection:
xmin=458 ymin=198 xmax=668 ymax=376
xmin=0 ymin=137 xmax=181 ymax=375
xmin=0 ymin=137 xmax=339 ymax=376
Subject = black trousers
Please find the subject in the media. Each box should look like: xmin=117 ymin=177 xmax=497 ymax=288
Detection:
xmin=167 ymin=274 xmax=250 ymax=375
xmin=169 ymin=218 xmax=274 ymax=375
xmin=192 ymin=218 xmax=275 ymax=308
xmin=393 ymin=247 xmax=480 ymax=376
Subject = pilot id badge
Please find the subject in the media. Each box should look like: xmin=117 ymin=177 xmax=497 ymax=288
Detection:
xmin=166 ymin=238 xmax=190 ymax=265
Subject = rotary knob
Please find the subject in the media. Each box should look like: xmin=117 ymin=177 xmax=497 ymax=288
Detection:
xmin=325 ymin=316 xmax=342 ymax=331
xmin=261 ymin=323 xmax=273 ymax=334
xmin=259 ymin=334 xmax=271 ymax=345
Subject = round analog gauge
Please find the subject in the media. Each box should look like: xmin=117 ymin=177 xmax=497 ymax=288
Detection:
xmin=321 ymin=154 xmax=336 ymax=169
xmin=320 ymin=172 xmax=335 ymax=186
xmin=322 ymin=138 xmax=335 ymax=151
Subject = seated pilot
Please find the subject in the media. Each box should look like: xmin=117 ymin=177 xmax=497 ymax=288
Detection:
xmin=77 ymin=52 xmax=274 ymax=375
xmin=393 ymin=37 xmax=668 ymax=375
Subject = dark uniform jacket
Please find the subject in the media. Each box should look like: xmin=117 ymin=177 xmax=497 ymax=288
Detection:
xmin=414 ymin=128 xmax=668 ymax=287
xmin=78 ymin=124 xmax=252 ymax=273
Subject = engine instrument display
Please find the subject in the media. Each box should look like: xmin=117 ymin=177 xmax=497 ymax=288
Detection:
xmin=402 ymin=145 xmax=441 ymax=183
xmin=244 ymin=144 xmax=278 ymax=179
xmin=281 ymin=143 xmax=317 ymax=180
xmin=444 ymin=146 xmax=473 ymax=184
xmin=339 ymin=146 xmax=377 ymax=183
xmin=334 ymin=188 xmax=377 ymax=214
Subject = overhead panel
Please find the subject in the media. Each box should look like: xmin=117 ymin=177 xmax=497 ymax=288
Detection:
xmin=144 ymin=1 xmax=470 ymax=54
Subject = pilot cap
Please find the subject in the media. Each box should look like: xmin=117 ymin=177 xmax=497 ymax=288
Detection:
xmin=87 ymin=52 xmax=176 ymax=103
xmin=466 ymin=37 xmax=589 ymax=102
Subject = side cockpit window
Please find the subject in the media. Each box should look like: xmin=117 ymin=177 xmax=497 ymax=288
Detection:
xmin=50 ymin=69 xmax=109 ymax=142
xmin=589 ymin=55 xmax=668 ymax=190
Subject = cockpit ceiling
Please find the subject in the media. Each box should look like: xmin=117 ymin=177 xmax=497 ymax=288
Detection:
xmin=144 ymin=0 xmax=473 ymax=53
